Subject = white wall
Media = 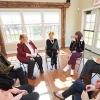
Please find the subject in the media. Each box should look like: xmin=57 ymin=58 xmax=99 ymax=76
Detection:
xmin=65 ymin=0 xmax=80 ymax=47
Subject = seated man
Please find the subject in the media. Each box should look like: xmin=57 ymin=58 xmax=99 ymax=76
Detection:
xmin=55 ymin=80 xmax=100 ymax=100
xmin=17 ymin=34 xmax=44 ymax=80
xmin=0 ymin=45 xmax=28 ymax=85
xmin=0 ymin=74 xmax=39 ymax=100
xmin=55 ymin=58 xmax=100 ymax=99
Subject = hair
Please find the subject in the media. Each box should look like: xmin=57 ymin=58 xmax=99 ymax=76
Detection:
xmin=48 ymin=32 xmax=54 ymax=36
xmin=19 ymin=34 xmax=26 ymax=40
xmin=75 ymin=31 xmax=83 ymax=41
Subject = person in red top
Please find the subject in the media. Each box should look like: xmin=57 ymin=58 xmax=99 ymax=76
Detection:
xmin=17 ymin=34 xmax=44 ymax=80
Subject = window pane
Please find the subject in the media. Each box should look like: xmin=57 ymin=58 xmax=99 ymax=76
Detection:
xmin=84 ymin=38 xmax=88 ymax=44
xmin=23 ymin=12 xmax=41 ymax=24
xmin=44 ymin=24 xmax=60 ymax=39
xmin=44 ymin=12 xmax=60 ymax=23
xmin=85 ymin=23 xmax=91 ymax=30
xmin=88 ymin=39 xmax=92 ymax=45
xmin=96 ymin=40 xmax=100 ymax=48
xmin=25 ymin=24 xmax=42 ymax=41
xmin=89 ymin=32 xmax=94 ymax=38
xmin=86 ymin=14 xmax=91 ymax=22
xmin=0 ymin=12 xmax=22 ymax=43
xmin=91 ymin=14 xmax=96 ymax=22
xmin=1 ymin=12 xmax=21 ymax=24
xmin=84 ymin=31 xmax=89 ymax=38
xmin=90 ymin=23 xmax=95 ymax=30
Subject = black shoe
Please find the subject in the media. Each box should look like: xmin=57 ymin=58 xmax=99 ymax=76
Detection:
xmin=28 ymin=76 xmax=36 ymax=80
xmin=40 ymin=70 xmax=44 ymax=74
xmin=55 ymin=64 xmax=57 ymax=69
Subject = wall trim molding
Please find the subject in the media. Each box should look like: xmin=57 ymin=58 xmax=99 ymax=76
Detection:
xmin=0 ymin=1 xmax=70 ymax=8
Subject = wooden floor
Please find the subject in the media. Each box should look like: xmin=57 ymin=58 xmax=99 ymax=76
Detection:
xmin=27 ymin=49 xmax=79 ymax=100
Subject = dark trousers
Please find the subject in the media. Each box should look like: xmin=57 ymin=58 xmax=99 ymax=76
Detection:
xmin=28 ymin=55 xmax=43 ymax=78
xmin=8 ymin=67 xmax=28 ymax=85
xmin=17 ymin=85 xmax=39 ymax=100
xmin=62 ymin=80 xmax=85 ymax=100
xmin=80 ymin=60 xmax=100 ymax=85
xmin=47 ymin=50 xmax=57 ymax=67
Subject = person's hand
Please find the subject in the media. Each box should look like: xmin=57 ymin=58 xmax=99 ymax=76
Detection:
xmin=32 ymin=53 xmax=37 ymax=57
xmin=26 ymin=53 xmax=32 ymax=57
xmin=9 ymin=88 xmax=20 ymax=94
xmin=96 ymin=58 xmax=100 ymax=64
xmin=86 ymin=84 xmax=96 ymax=92
xmin=19 ymin=90 xmax=28 ymax=95
xmin=72 ymin=51 xmax=76 ymax=53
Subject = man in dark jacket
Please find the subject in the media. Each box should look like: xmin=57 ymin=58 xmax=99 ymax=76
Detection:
xmin=0 ymin=45 xmax=28 ymax=85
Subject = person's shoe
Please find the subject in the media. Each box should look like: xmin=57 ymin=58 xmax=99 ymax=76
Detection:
xmin=54 ymin=91 xmax=64 ymax=100
xmin=63 ymin=64 xmax=70 ymax=72
xmin=55 ymin=64 xmax=57 ymax=70
xmin=70 ymin=69 xmax=74 ymax=76
xmin=40 ymin=70 xmax=44 ymax=74
xmin=28 ymin=76 xmax=36 ymax=80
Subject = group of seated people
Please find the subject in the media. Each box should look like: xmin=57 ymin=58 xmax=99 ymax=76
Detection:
xmin=0 ymin=31 xmax=100 ymax=100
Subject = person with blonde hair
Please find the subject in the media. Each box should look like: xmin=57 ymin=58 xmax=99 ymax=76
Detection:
xmin=46 ymin=32 xmax=59 ymax=69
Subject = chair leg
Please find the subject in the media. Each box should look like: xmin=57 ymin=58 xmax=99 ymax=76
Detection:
xmin=46 ymin=57 xmax=48 ymax=70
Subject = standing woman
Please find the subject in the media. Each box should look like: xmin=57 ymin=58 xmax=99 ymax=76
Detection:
xmin=46 ymin=32 xmax=59 ymax=69
xmin=63 ymin=31 xmax=85 ymax=75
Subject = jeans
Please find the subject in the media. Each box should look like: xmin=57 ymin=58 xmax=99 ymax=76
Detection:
xmin=62 ymin=80 xmax=85 ymax=100
xmin=80 ymin=60 xmax=100 ymax=85
xmin=17 ymin=84 xmax=39 ymax=100
xmin=8 ymin=67 xmax=28 ymax=85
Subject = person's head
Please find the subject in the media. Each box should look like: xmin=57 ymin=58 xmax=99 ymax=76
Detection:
xmin=48 ymin=32 xmax=54 ymax=39
xmin=19 ymin=34 xmax=28 ymax=43
xmin=74 ymin=31 xmax=83 ymax=41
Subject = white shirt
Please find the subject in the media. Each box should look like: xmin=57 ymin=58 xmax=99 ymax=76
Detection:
xmin=25 ymin=43 xmax=35 ymax=55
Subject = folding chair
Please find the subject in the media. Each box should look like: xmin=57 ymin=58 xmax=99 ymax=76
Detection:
xmin=20 ymin=61 xmax=39 ymax=76
xmin=45 ymin=53 xmax=60 ymax=70
xmin=75 ymin=52 xmax=84 ymax=72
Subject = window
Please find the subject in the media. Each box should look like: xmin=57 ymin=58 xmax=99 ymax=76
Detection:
xmin=84 ymin=11 xmax=96 ymax=46
xmin=0 ymin=10 xmax=61 ymax=48
xmin=0 ymin=12 xmax=22 ymax=43
xmin=83 ymin=8 xmax=100 ymax=54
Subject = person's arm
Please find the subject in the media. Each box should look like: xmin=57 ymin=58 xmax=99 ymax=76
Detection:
xmin=17 ymin=43 xmax=32 ymax=57
xmin=81 ymin=41 xmax=85 ymax=52
xmin=95 ymin=92 xmax=100 ymax=100
xmin=9 ymin=87 xmax=27 ymax=94
xmin=69 ymin=41 xmax=75 ymax=52
xmin=46 ymin=39 xmax=52 ymax=50
xmin=56 ymin=39 xmax=59 ymax=51
xmin=96 ymin=58 xmax=100 ymax=64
